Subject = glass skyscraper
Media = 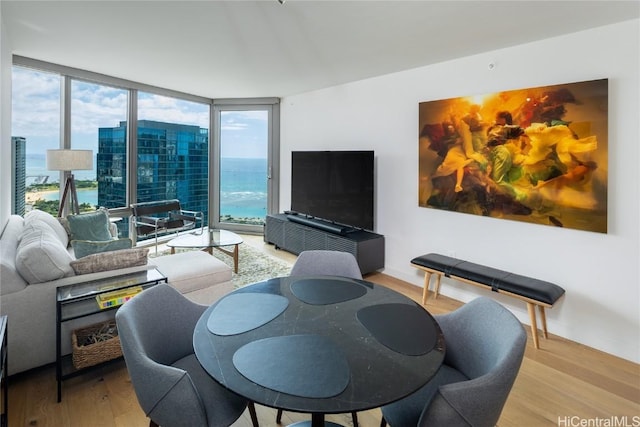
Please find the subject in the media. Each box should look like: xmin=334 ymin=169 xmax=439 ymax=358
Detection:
xmin=12 ymin=136 xmax=26 ymax=216
xmin=98 ymin=120 xmax=209 ymax=223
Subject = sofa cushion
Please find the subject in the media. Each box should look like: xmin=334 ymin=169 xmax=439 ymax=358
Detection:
xmin=24 ymin=209 xmax=69 ymax=247
xmin=67 ymin=209 xmax=112 ymax=242
xmin=15 ymin=225 xmax=74 ymax=284
xmin=70 ymin=247 xmax=149 ymax=275
xmin=72 ymin=238 xmax=133 ymax=259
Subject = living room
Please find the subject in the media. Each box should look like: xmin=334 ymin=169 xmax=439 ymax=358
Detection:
xmin=0 ymin=1 xmax=639 ymax=426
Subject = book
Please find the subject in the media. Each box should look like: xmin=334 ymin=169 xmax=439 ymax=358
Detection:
xmin=95 ymin=286 xmax=143 ymax=309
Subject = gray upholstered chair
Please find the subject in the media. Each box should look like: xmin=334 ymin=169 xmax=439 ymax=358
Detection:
xmin=276 ymin=250 xmax=362 ymax=426
xmin=380 ymin=297 xmax=526 ymax=427
xmin=290 ymin=250 xmax=363 ymax=280
xmin=115 ymin=284 xmax=259 ymax=427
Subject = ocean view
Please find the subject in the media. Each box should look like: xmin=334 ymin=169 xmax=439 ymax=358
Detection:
xmin=28 ymin=155 xmax=267 ymax=220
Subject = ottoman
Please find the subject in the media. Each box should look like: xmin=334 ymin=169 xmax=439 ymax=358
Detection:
xmin=150 ymin=250 xmax=234 ymax=305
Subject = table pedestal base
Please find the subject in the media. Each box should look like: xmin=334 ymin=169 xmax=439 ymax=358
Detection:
xmin=288 ymin=421 xmax=344 ymax=427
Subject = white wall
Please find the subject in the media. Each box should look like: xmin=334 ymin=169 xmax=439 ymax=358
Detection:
xmin=0 ymin=6 xmax=11 ymax=228
xmin=281 ymin=20 xmax=640 ymax=363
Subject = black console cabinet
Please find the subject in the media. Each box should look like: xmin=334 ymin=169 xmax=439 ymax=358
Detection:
xmin=265 ymin=214 xmax=385 ymax=274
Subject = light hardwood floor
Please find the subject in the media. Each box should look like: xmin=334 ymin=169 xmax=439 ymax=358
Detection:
xmin=7 ymin=235 xmax=639 ymax=427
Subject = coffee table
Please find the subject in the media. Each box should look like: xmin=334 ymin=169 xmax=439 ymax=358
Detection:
xmin=193 ymin=276 xmax=445 ymax=427
xmin=167 ymin=229 xmax=243 ymax=273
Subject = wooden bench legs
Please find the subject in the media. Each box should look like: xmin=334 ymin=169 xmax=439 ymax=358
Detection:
xmin=526 ymin=302 xmax=548 ymax=349
xmin=421 ymin=270 xmax=440 ymax=305
xmin=421 ymin=269 xmax=549 ymax=349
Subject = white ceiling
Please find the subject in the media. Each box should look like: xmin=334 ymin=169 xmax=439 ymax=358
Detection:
xmin=3 ymin=1 xmax=639 ymax=99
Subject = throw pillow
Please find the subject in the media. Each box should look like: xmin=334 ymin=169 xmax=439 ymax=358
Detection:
xmin=67 ymin=209 xmax=112 ymax=242
xmin=71 ymin=238 xmax=133 ymax=259
xmin=15 ymin=226 xmax=74 ymax=284
xmin=70 ymin=247 xmax=149 ymax=275
xmin=24 ymin=209 xmax=69 ymax=248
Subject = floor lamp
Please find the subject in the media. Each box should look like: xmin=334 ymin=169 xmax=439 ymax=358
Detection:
xmin=46 ymin=149 xmax=94 ymax=217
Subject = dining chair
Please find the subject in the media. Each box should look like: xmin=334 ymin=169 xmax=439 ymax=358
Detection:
xmin=290 ymin=249 xmax=363 ymax=280
xmin=380 ymin=296 xmax=527 ymax=427
xmin=116 ymin=284 xmax=259 ymax=427
xmin=276 ymin=250 xmax=362 ymax=426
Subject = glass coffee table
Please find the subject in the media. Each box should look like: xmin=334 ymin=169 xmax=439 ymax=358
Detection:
xmin=167 ymin=229 xmax=243 ymax=273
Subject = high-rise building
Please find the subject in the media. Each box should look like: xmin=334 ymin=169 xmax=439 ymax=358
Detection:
xmin=12 ymin=136 xmax=26 ymax=216
xmin=97 ymin=120 xmax=209 ymax=223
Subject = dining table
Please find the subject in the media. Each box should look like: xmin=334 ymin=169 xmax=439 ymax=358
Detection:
xmin=193 ymin=275 xmax=445 ymax=427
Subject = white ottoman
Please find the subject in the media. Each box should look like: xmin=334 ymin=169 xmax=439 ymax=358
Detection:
xmin=150 ymin=250 xmax=234 ymax=305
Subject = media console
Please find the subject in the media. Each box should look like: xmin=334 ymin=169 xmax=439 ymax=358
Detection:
xmin=286 ymin=214 xmax=354 ymax=235
xmin=265 ymin=214 xmax=385 ymax=274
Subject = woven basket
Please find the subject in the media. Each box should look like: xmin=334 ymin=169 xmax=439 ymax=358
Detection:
xmin=71 ymin=320 xmax=122 ymax=370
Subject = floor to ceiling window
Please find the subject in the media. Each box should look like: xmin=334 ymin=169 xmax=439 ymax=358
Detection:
xmin=136 ymin=92 xmax=210 ymax=224
xmin=71 ymin=79 xmax=127 ymax=210
xmin=11 ymin=57 xmax=280 ymax=240
xmin=213 ymin=102 xmax=279 ymax=234
xmin=219 ymin=110 xmax=268 ymax=224
xmin=11 ymin=66 xmax=61 ymax=216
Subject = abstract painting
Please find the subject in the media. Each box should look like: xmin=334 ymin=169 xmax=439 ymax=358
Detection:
xmin=418 ymin=79 xmax=608 ymax=233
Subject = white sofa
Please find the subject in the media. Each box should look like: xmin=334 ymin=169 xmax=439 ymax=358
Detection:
xmin=0 ymin=211 xmax=234 ymax=375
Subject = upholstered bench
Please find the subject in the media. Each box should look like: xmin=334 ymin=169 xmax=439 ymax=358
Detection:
xmin=411 ymin=253 xmax=565 ymax=349
xmin=150 ymin=250 xmax=234 ymax=305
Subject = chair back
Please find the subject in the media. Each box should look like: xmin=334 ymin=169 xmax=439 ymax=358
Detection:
xmin=290 ymin=250 xmax=363 ymax=279
xmin=130 ymin=199 xmax=185 ymax=236
xmin=419 ymin=297 xmax=526 ymax=427
xmin=116 ymin=284 xmax=208 ymax=424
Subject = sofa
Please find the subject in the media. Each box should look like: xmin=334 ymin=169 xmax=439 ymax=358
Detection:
xmin=0 ymin=210 xmax=234 ymax=375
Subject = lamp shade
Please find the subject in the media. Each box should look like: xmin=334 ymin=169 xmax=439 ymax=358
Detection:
xmin=46 ymin=149 xmax=93 ymax=171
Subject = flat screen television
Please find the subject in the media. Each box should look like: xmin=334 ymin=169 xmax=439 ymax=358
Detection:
xmin=291 ymin=150 xmax=374 ymax=231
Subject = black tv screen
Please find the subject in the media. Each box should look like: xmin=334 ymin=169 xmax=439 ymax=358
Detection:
xmin=291 ymin=150 xmax=374 ymax=231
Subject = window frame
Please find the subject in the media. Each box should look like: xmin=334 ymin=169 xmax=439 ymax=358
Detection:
xmin=12 ymin=55 xmax=280 ymax=239
xmin=212 ymin=100 xmax=280 ymax=235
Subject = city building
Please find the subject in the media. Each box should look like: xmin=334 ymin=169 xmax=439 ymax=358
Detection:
xmin=11 ymin=136 xmax=25 ymax=216
xmin=98 ymin=120 xmax=209 ymax=224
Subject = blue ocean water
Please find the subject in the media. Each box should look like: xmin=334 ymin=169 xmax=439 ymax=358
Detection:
xmin=219 ymin=157 xmax=267 ymax=219
xmin=29 ymin=155 xmax=267 ymax=219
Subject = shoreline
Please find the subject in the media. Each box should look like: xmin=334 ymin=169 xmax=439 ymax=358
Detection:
xmin=25 ymin=189 xmax=58 ymax=204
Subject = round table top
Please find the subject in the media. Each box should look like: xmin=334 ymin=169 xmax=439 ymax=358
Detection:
xmin=193 ymin=276 xmax=445 ymax=415
xmin=167 ymin=229 xmax=243 ymax=249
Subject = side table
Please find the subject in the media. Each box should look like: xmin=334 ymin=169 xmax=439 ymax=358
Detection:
xmin=56 ymin=269 xmax=167 ymax=402
xmin=0 ymin=315 xmax=7 ymax=427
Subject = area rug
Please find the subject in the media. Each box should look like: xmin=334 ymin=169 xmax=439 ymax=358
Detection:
xmin=151 ymin=244 xmax=293 ymax=289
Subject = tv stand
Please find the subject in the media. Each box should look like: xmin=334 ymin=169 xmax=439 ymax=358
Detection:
xmin=265 ymin=214 xmax=384 ymax=274
xmin=286 ymin=214 xmax=352 ymax=235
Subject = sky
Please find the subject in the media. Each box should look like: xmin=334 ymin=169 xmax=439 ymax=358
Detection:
xmin=11 ymin=66 xmax=268 ymax=159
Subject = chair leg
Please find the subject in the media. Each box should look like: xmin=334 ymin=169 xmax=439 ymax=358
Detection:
xmin=352 ymin=411 xmax=359 ymax=427
xmin=380 ymin=417 xmax=387 ymax=427
xmin=276 ymin=408 xmax=283 ymax=424
xmin=248 ymin=401 xmax=259 ymax=427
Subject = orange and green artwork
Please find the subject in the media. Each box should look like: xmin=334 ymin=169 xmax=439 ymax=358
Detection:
xmin=418 ymin=79 xmax=608 ymax=233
